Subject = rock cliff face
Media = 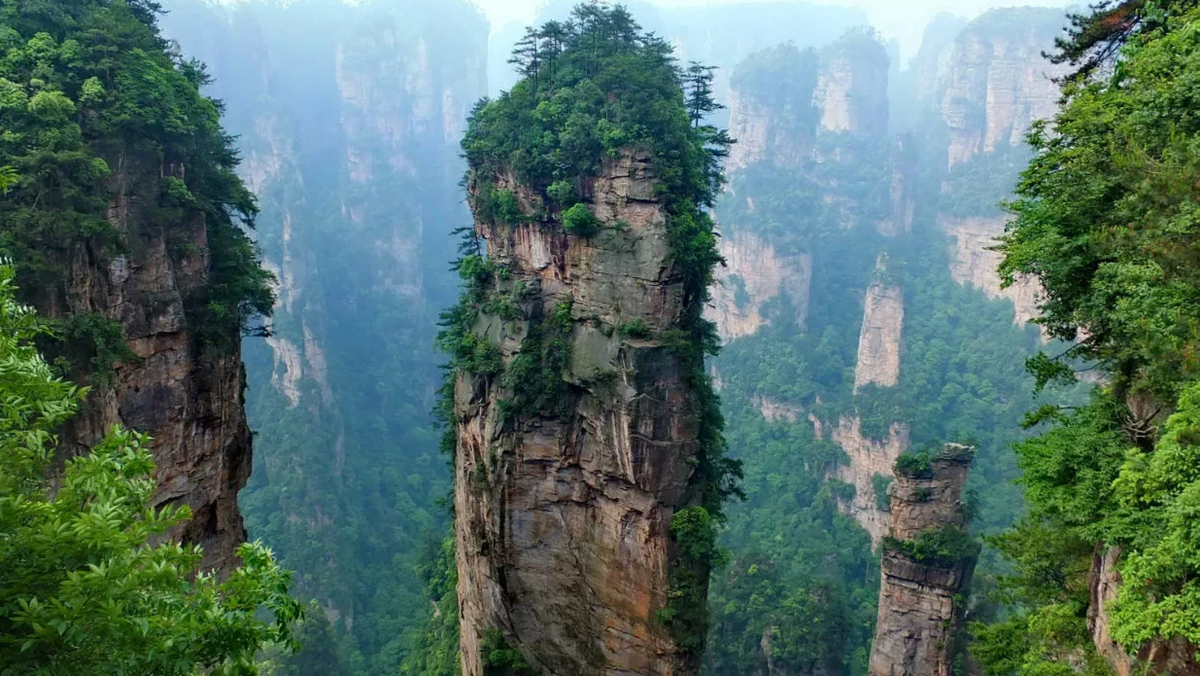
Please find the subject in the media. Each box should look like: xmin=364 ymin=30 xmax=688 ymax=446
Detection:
xmin=915 ymin=9 xmax=1066 ymax=329
xmin=710 ymin=231 xmax=812 ymax=342
xmin=816 ymin=48 xmax=888 ymax=137
xmin=854 ymin=276 xmax=904 ymax=392
xmin=31 ymin=152 xmax=251 ymax=574
xmin=818 ymin=417 xmax=910 ymax=544
xmin=455 ymin=152 xmax=703 ymax=676
xmin=1088 ymin=546 xmax=1200 ymax=676
xmin=939 ymin=215 xmax=1042 ymax=328
xmin=869 ymin=445 xmax=977 ymax=676
xmin=934 ymin=11 xmax=1065 ymax=168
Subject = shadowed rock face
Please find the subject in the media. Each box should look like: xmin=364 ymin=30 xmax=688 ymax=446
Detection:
xmin=455 ymin=151 xmax=703 ymax=676
xmin=869 ymin=445 xmax=976 ymax=676
xmin=29 ymin=151 xmax=252 ymax=574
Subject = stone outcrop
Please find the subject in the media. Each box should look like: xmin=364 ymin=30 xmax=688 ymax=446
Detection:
xmin=708 ymin=231 xmax=812 ymax=341
xmin=935 ymin=10 xmax=1066 ymax=168
xmin=939 ymin=215 xmax=1042 ymax=329
xmin=816 ymin=50 xmax=888 ymax=137
xmin=754 ymin=396 xmax=803 ymax=424
xmin=869 ymin=444 xmax=977 ymax=676
xmin=30 ymin=153 xmax=252 ymax=574
xmin=818 ymin=417 xmax=910 ymax=544
xmin=854 ymin=275 xmax=904 ymax=392
xmin=727 ymin=87 xmax=811 ymax=171
xmin=455 ymin=151 xmax=707 ymax=676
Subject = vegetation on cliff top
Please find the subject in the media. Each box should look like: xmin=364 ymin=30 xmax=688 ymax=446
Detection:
xmin=0 ymin=0 xmax=273 ymax=356
xmin=0 ymin=263 xmax=300 ymax=674
xmin=432 ymin=1 xmax=741 ymax=663
xmin=973 ymin=7 xmax=1200 ymax=673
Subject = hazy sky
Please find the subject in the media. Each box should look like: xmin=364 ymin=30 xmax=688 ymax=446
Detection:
xmin=471 ymin=0 xmax=1072 ymax=59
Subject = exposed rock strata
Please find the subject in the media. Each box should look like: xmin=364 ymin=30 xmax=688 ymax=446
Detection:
xmin=869 ymin=445 xmax=976 ymax=676
xmin=939 ymin=215 xmax=1042 ymax=329
xmin=708 ymin=231 xmax=812 ymax=341
xmin=35 ymin=154 xmax=252 ymax=574
xmin=854 ymin=280 xmax=904 ymax=392
xmin=824 ymin=417 xmax=910 ymax=544
xmin=727 ymin=88 xmax=809 ymax=171
xmin=816 ymin=53 xmax=888 ymax=136
xmin=936 ymin=15 xmax=1065 ymax=168
xmin=455 ymin=151 xmax=704 ymax=676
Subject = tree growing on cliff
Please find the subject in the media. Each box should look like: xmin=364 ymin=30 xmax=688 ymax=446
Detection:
xmin=975 ymin=6 xmax=1200 ymax=673
xmin=0 ymin=262 xmax=302 ymax=674
xmin=0 ymin=0 xmax=274 ymax=353
xmin=1050 ymin=0 xmax=1200 ymax=79
xmin=444 ymin=2 xmax=741 ymax=664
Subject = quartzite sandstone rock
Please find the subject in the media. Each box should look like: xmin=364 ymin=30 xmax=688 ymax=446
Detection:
xmin=455 ymin=151 xmax=706 ymax=676
xmin=869 ymin=444 xmax=976 ymax=676
xmin=29 ymin=151 xmax=253 ymax=574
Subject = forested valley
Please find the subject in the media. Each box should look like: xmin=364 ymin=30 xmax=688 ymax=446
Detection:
xmin=2 ymin=0 xmax=1200 ymax=675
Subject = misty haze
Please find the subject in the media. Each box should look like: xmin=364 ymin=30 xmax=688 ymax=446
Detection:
xmin=1 ymin=1 xmax=1196 ymax=676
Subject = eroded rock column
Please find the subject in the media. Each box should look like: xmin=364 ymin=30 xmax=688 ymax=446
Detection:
xmin=454 ymin=151 xmax=706 ymax=676
xmin=869 ymin=444 xmax=978 ymax=676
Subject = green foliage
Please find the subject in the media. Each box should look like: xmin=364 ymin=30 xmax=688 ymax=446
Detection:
xmin=546 ymin=179 xmax=577 ymax=207
xmin=0 ymin=164 xmax=16 ymax=192
xmin=618 ymin=317 xmax=652 ymax=339
xmin=451 ymin=6 xmax=741 ymax=661
xmin=939 ymin=146 xmax=1030 ymax=218
xmin=475 ymin=184 xmax=524 ymax=225
xmin=561 ymin=202 xmax=600 ymax=237
xmin=705 ymin=554 xmax=850 ymax=676
xmin=883 ymin=525 xmax=980 ymax=568
xmin=664 ymin=506 xmax=727 ymax=651
xmin=399 ymin=537 xmax=461 ymax=676
xmin=54 ymin=311 xmax=140 ymax=384
xmin=1106 ymin=380 xmax=1200 ymax=648
xmin=894 ymin=450 xmax=934 ymax=479
xmin=0 ymin=0 xmax=273 ymax=352
xmin=872 ymin=473 xmax=893 ymax=512
xmin=480 ymin=628 xmax=533 ymax=676
xmin=981 ymin=10 xmax=1200 ymax=665
xmin=0 ymin=262 xmax=301 ymax=675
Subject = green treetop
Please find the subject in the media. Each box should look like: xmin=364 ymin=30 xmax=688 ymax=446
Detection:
xmin=0 ymin=0 xmax=273 ymax=352
xmin=974 ymin=8 xmax=1200 ymax=673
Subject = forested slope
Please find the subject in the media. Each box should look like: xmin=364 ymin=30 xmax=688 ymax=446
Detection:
xmin=973 ymin=3 xmax=1200 ymax=673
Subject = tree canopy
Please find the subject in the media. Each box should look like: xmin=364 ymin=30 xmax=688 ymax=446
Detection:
xmin=0 ymin=0 xmax=273 ymax=352
xmin=976 ymin=7 xmax=1200 ymax=672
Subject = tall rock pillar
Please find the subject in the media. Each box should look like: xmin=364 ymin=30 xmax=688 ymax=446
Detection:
xmin=452 ymin=151 xmax=710 ymax=676
xmin=869 ymin=444 xmax=978 ymax=676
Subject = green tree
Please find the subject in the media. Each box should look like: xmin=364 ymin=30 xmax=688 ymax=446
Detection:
xmin=0 ymin=262 xmax=302 ymax=675
xmin=976 ymin=6 xmax=1200 ymax=671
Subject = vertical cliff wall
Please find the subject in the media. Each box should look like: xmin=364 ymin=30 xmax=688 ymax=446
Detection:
xmin=31 ymin=156 xmax=254 ymax=574
xmin=869 ymin=445 xmax=977 ymax=676
xmin=455 ymin=151 xmax=706 ymax=676
xmin=916 ymin=8 xmax=1067 ymax=330
xmin=0 ymin=2 xmax=275 ymax=577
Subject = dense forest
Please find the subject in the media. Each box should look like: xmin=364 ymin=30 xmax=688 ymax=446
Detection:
xmin=3 ymin=0 xmax=1200 ymax=675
